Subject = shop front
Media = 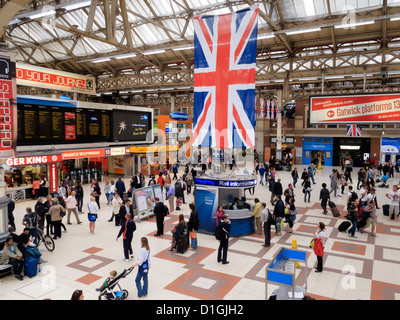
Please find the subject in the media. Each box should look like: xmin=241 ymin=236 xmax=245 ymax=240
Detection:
xmin=302 ymin=137 xmax=333 ymax=166
xmin=333 ymin=137 xmax=371 ymax=167
xmin=5 ymin=154 xmax=62 ymax=201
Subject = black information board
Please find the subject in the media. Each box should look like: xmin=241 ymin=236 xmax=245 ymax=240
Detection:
xmin=17 ymin=103 xmax=150 ymax=146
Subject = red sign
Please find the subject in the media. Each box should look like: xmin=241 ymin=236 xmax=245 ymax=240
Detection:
xmin=6 ymin=154 xmax=62 ymax=167
xmin=16 ymin=63 xmax=95 ymax=95
xmin=49 ymin=163 xmax=58 ymax=194
xmin=65 ymin=112 xmax=76 ymax=140
xmin=0 ymin=53 xmax=17 ymax=159
xmin=310 ymin=93 xmax=400 ymax=124
xmin=62 ymin=149 xmax=105 ymax=160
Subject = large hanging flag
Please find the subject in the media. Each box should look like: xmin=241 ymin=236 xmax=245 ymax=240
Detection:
xmin=347 ymin=124 xmax=362 ymax=137
xmin=192 ymin=5 xmax=259 ymax=149
xmin=270 ymin=100 xmax=275 ymax=119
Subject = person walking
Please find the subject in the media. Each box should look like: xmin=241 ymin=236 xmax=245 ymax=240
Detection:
xmin=132 ymin=237 xmax=150 ymax=299
xmin=347 ymin=199 xmax=359 ymax=238
xmin=291 ymin=167 xmax=299 ymax=188
xmin=174 ymin=179 xmax=184 ymax=210
xmin=116 ymin=213 xmax=136 ymax=261
xmin=320 ymin=183 xmax=330 ymax=215
xmin=92 ymin=181 xmax=101 ymax=209
xmin=329 ymin=169 xmax=339 ymax=197
xmin=303 ymin=177 xmax=312 ymax=203
xmin=49 ymin=198 xmax=66 ymax=240
xmin=187 ymin=203 xmax=200 ymax=250
xmin=260 ymin=202 xmax=273 ymax=247
xmin=313 ymin=222 xmax=326 ymax=273
xmin=87 ymin=196 xmax=99 ymax=234
xmin=153 ymin=197 xmax=166 ymax=236
xmin=6 ymin=194 xmax=16 ymax=231
xmin=66 ymin=191 xmax=81 ymax=225
xmin=119 ymin=199 xmax=134 ymax=226
xmin=259 ymin=165 xmax=266 ymax=186
xmin=251 ymin=198 xmax=262 ymax=234
xmin=185 ymin=172 xmax=193 ymax=194
xmin=273 ymin=194 xmax=285 ymax=236
xmin=308 ymin=164 xmax=316 ymax=185
xmin=217 ymin=215 xmax=231 ymax=264
xmin=75 ymin=181 xmax=84 ymax=214
xmin=166 ymin=183 xmax=175 ymax=214
xmin=104 ymin=180 xmax=111 ymax=205
xmin=115 ymin=177 xmax=126 ymax=198
xmin=385 ymin=185 xmax=400 ymax=222
xmin=109 ymin=191 xmax=123 ymax=225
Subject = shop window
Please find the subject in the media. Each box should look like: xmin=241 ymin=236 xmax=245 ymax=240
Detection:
xmin=323 ymin=138 xmax=332 ymax=143
xmin=314 ymin=138 xmax=322 ymax=143
xmin=304 ymin=138 xmax=313 ymax=143
xmin=372 ymin=124 xmax=383 ymax=128
xmin=181 ymin=107 xmax=188 ymax=114
xmin=154 ymin=108 xmax=160 ymax=117
xmin=327 ymin=125 xmax=337 ymax=128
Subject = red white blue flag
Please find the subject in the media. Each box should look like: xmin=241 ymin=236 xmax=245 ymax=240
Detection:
xmin=192 ymin=6 xmax=258 ymax=149
xmin=347 ymin=124 xmax=362 ymax=137
xmin=260 ymin=98 xmax=264 ymax=118
xmin=266 ymin=99 xmax=270 ymax=119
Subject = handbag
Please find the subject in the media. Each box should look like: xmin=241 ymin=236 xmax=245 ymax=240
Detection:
xmin=87 ymin=203 xmax=97 ymax=222
xmin=280 ymin=219 xmax=284 ymax=229
xmin=139 ymin=251 xmax=150 ymax=274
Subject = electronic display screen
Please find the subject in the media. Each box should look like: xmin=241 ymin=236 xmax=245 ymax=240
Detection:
xmin=16 ymin=103 xmax=149 ymax=145
xmin=112 ymin=110 xmax=152 ymax=142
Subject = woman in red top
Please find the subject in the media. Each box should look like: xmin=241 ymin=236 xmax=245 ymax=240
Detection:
xmin=157 ymin=173 xmax=165 ymax=192
xmin=32 ymin=178 xmax=40 ymax=199
xmin=216 ymin=205 xmax=224 ymax=226
xmin=313 ymin=222 xmax=326 ymax=273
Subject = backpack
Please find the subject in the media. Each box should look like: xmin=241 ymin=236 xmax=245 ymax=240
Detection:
xmin=266 ymin=209 xmax=275 ymax=224
xmin=25 ymin=212 xmax=38 ymax=229
xmin=350 ymin=191 xmax=358 ymax=202
xmin=214 ymin=224 xmax=223 ymax=240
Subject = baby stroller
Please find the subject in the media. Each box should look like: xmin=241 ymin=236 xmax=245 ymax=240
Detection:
xmin=98 ymin=267 xmax=134 ymax=300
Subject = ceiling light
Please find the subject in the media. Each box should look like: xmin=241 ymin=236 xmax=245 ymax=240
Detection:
xmin=28 ymin=9 xmax=56 ymax=19
xmin=390 ymin=16 xmax=400 ymax=21
xmin=115 ymin=53 xmax=136 ymax=59
xmin=92 ymin=58 xmax=111 ymax=63
xmin=173 ymin=46 xmax=194 ymax=51
xmin=286 ymin=27 xmax=321 ymax=35
xmin=62 ymin=0 xmax=91 ymax=11
xmin=334 ymin=20 xmax=375 ymax=29
xmin=258 ymin=33 xmax=275 ymax=39
xmin=143 ymin=49 xmax=166 ymax=55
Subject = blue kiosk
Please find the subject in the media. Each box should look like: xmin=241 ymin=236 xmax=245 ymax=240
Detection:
xmin=194 ymin=173 xmax=257 ymax=237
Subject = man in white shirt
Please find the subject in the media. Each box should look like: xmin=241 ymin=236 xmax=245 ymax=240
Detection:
xmin=359 ymin=184 xmax=368 ymax=207
xmin=66 ymin=191 xmax=81 ymax=225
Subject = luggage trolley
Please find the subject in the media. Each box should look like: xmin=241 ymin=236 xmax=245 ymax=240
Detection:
xmin=265 ymin=247 xmax=308 ymax=300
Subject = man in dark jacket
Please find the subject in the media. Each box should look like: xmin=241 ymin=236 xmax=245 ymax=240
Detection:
xmin=217 ymin=215 xmax=231 ymax=264
xmin=273 ymin=178 xmax=283 ymax=198
xmin=75 ymin=181 xmax=84 ymax=213
xmin=319 ymin=183 xmax=330 ymax=215
xmin=175 ymin=179 xmax=184 ymax=210
xmin=7 ymin=194 xmax=15 ymax=230
xmin=153 ymin=197 xmax=167 ymax=236
xmin=116 ymin=213 xmax=136 ymax=261
xmin=115 ymin=177 xmax=126 ymax=196
xmin=118 ymin=199 xmax=134 ymax=226
xmin=273 ymin=195 xmax=285 ymax=236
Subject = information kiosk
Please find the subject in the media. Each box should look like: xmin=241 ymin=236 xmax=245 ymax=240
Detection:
xmin=131 ymin=184 xmax=163 ymax=223
xmin=194 ymin=173 xmax=257 ymax=237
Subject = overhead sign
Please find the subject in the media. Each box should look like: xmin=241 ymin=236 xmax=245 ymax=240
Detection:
xmin=0 ymin=52 xmax=17 ymax=159
xmin=16 ymin=63 xmax=96 ymax=95
xmin=6 ymin=154 xmax=62 ymax=166
xmin=309 ymin=93 xmax=400 ymax=124
xmin=105 ymin=147 xmax=129 ymax=156
xmin=62 ymin=149 xmax=105 ymax=160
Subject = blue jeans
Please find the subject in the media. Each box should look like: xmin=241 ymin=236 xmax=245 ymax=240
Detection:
xmin=191 ymin=236 xmax=198 ymax=250
xmin=304 ymin=190 xmax=311 ymax=202
xmin=135 ymin=271 xmax=148 ymax=298
xmin=348 ymin=220 xmax=357 ymax=236
xmin=76 ymin=196 xmax=83 ymax=212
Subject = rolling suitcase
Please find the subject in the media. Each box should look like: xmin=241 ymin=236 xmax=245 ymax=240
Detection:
xmin=328 ymin=200 xmax=336 ymax=208
xmin=176 ymin=233 xmax=189 ymax=254
xmin=331 ymin=206 xmax=340 ymax=217
xmin=24 ymin=257 xmax=38 ymax=278
xmin=338 ymin=221 xmax=351 ymax=232
xmin=382 ymin=204 xmax=390 ymax=217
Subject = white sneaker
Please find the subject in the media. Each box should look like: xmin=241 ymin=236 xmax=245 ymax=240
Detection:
xmin=124 ymin=259 xmax=130 ymax=262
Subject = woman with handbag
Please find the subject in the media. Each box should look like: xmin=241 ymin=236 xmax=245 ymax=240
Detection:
xmin=313 ymin=222 xmax=326 ymax=273
xmin=132 ymin=237 xmax=151 ymax=299
xmin=92 ymin=181 xmax=101 ymax=209
xmin=110 ymin=191 xmax=123 ymax=225
xmin=87 ymin=196 xmax=99 ymax=234
xmin=49 ymin=198 xmax=66 ymax=240
xmin=187 ymin=203 xmax=200 ymax=250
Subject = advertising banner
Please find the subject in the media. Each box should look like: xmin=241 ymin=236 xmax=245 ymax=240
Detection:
xmin=6 ymin=154 xmax=62 ymax=167
xmin=16 ymin=63 xmax=95 ymax=95
xmin=62 ymin=149 xmax=105 ymax=160
xmin=310 ymin=93 xmax=400 ymax=124
xmin=196 ymin=186 xmax=218 ymax=233
xmin=48 ymin=163 xmax=58 ymax=194
xmin=0 ymin=52 xmax=17 ymax=159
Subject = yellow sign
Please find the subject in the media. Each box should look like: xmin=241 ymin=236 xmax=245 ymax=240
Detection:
xmin=129 ymin=145 xmax=179 ymax=154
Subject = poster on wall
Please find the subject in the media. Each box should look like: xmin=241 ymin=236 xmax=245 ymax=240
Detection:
xmin=310 ymin=93 xmax=400 ymax=124
xmin=196 ymin=186 xmax=218 ymax=232
xmin=0 ymin=52 xmax=17 ymax=159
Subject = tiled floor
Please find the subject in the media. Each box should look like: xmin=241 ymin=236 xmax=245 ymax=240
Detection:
xmin=1 ymin=166 xmax=400 ymax=300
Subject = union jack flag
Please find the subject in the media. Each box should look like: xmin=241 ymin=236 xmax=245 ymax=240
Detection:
xmin=260 ymin=98 xmax=264 ymax=118
xmin=192 ymin=6 xmax=258 ymax=149
xmin=347 ymin=124 xmax=362 ymax=137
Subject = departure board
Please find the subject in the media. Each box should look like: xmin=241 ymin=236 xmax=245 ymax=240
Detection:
xmin=16 ymin=103 xmax=149 ymax=145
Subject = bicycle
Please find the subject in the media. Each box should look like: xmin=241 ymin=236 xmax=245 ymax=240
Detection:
xmin=35 ymin=227 xmax=55 ymax=252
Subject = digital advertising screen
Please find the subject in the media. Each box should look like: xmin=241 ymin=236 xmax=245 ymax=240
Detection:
xmin=113 ymin=109 xmax=152 ymax=142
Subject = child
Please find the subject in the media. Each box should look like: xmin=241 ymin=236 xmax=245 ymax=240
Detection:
xmin=96 ymin=270 xmax=117 ymax=294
